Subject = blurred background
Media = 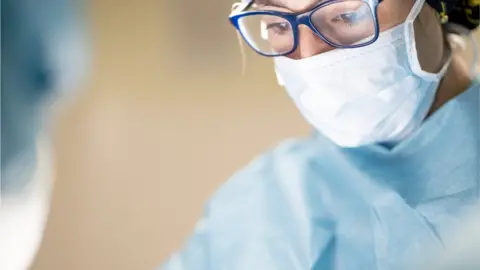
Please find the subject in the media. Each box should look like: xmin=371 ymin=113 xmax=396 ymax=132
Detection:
xmin=28 ymin=1 xmax=479 ymax=270
xmin=31 ymin=1 xmax=309 ymax=269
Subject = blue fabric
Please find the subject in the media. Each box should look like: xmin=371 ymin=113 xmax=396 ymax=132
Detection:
xmin=162 ymin=82 xmax=479 ymax=270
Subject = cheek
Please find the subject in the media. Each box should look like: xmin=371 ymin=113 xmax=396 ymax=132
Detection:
xmin=376 ymin=0 xmax=414 ymax=31
xmin=413 ymin=6 xmax=446 ymax=73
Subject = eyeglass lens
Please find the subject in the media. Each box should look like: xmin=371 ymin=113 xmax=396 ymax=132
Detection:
xmin=237 ymin=0 xmax=376 ymax=56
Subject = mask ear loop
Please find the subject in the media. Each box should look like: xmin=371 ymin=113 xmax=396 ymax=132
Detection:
xmin=232 ymin=3 xmax=248 ymax=76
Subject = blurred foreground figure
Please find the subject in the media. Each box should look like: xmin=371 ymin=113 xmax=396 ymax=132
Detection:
xmin=1 ymin=0 xmax=88 ymax=269
xmin=162 ymin=0 xmax=479 ymax=269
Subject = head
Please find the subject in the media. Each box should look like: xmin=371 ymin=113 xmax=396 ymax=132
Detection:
xmin=261 ymin=0 xmax=446 ymax=68
xmin=231 ymin=0 xmax=449 ymax=67
xmin=229 ymin=0 xmax=478 ymax=147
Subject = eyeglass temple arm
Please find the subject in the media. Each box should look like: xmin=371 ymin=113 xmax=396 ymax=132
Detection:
xmin=230 ymin=0 xmax=254 ymax=15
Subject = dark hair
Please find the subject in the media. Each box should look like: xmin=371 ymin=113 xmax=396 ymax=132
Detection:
xmin=426 ymin=0 xmax=479 ymax=30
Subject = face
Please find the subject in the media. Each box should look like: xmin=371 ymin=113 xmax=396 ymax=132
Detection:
xmin=251 ymin=0 xmax=440 ymax=60
xmin=242 ymin=0 xmax=451 ymax=146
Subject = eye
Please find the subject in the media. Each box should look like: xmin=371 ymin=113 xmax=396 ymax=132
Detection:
xmin=266 ymin=22 xmax=292 ymax=35
xmin=332 ymin=12 xmax=359 ymax=24
xmin=331 ymin=5 xmax=370 ymax=25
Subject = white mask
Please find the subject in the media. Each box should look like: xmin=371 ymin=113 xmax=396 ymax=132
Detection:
xmin=274 ymin=0 xmax=451 ymax=148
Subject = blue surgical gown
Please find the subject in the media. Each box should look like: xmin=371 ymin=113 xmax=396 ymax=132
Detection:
xmin=162 ymin=82 xmax=479 ymax=270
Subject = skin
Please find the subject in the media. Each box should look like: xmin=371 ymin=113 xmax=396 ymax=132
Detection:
xmin=256 ymin=0 xmax=473 ymax=117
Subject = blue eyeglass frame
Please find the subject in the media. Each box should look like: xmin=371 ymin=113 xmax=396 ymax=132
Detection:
xmin=229 ymin=0 xmax=383 ymax=57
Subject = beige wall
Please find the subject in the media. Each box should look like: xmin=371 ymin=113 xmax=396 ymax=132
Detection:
xmin=32 ymin=1 xmax=308 ymax=269
xmin=32 ymin=1 xmax=479 ymax=270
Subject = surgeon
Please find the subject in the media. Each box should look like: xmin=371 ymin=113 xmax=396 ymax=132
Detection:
xmin=161 ymin=0 xmax=479 ymax=269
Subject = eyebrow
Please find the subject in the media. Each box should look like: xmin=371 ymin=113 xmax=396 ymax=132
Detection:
xmin=254 ymin=0 xmax=326 ymax=9
xmin=255 ymin=0 xmax=290 ymax=8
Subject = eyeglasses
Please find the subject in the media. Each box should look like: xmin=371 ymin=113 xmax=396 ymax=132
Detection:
xmin=229 ymin=0 xmax=383 ymax=57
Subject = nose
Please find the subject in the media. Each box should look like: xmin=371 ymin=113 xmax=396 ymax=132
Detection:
xmin=289 ymin=25 xmax=334 ymax=59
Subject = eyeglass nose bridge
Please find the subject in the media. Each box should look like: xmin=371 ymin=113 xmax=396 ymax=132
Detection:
xmin=294 ymin=12 xmax=337 ymax=48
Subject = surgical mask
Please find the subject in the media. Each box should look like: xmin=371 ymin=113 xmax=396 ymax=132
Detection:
xmin=274 ymin=0 xmax=451 ymax=148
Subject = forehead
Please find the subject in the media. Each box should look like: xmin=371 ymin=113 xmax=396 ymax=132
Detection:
xmin=255 ymin=0 xmax=323 ymax=12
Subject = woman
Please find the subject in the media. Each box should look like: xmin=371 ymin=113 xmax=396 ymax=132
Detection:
xmin=162 ymin=0 xmax=479 ymax=269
